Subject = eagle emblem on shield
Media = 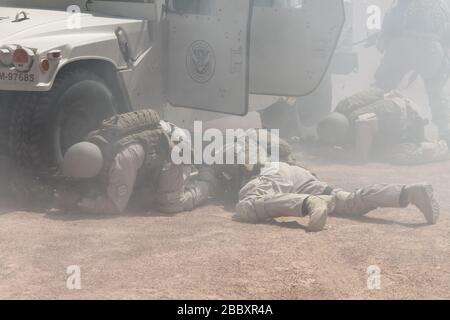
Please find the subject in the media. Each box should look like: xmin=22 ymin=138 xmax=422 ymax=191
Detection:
xmin=186 ymin=40 xmax=216 ymax=83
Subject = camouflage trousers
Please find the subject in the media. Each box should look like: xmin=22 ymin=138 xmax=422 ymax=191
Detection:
xmin=236 ymin=163 xmax=405 ymax=221
xmin=157 ymin=163 xmax=211 ymax=213
xmin=374 ymin=36 xmax=450 ymax=138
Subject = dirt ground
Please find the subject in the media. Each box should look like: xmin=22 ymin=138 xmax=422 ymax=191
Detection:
xmin=1 ymin=157 xmax=449 ymax=300
xmin=1 ymin=0 xmax=449 ymax=300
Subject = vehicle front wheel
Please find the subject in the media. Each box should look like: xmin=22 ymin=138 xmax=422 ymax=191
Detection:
xmin=9 ymin=69 xmax=117 ymax=173
xmin=0 ymin=91 xmax=16 ymax=157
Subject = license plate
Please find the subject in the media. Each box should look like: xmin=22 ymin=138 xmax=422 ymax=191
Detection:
xmin=0 ymin=70 xmax=36 ymax=83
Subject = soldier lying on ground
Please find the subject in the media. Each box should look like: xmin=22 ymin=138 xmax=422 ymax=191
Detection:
xmin=315 ymin=89 xmax=449 ymax=164
xmin=208 ymin=132 xmax=439 ymax=231
xmin=212 ymin=129 xmax=309 ymax=204
xmin=233 ymin=161 xmax=440 ymax=232
xmin=60 ymin=109 xmax=211 ymax=214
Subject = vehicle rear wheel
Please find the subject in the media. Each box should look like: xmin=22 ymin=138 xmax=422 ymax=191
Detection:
xmin=9 ymin=69 xmax=117 ymax=173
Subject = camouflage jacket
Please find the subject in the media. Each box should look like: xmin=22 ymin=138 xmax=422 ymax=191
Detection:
xmin=87 ymin=110 xmax=171 ymax=190
xmin=336 ymin=89 xmax=427 ymax=150
xmin=381 ymin=0 xmax=450 ymax=44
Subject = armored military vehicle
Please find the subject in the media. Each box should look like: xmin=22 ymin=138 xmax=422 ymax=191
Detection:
xmin=256 ymin=0 xmax=357 ymax=135
xmin=0 ymin=0 xmax=345 ymax=171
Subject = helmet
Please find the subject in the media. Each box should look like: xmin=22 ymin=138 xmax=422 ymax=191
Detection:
xmin=62 ymin=142 xmax=104 ymax=179
xmin=317 ymin=112 xmax=350 ymax=146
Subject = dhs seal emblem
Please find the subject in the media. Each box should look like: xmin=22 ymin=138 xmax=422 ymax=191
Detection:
xmin=186 ymin=40 xmax=216 ymax=83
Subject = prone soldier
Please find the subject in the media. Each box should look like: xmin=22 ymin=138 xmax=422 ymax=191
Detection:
xmin=210 ymin=129 xmax=439 ymax=231
xmin=59 ymin=109 xmax=211 ymax=214
xmin=213 ymin=129 xmax=309 ymax=204
xmin=316 ymin=89 xmax=449 ymax=165
xmin=234 ymin=161 xmax=440 ymax=232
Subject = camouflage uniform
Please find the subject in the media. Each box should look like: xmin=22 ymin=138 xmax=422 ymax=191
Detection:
xmin=236 ymin=162 xmax=407 ymax=222
xmin=75 ymin=111 xmax=210 ymax=214
xmin=214 ymin=130 xmax=309 ymax=203
xmin=78 ymin=143 xmax=146 ymax=214
xmin=156 ymin=163 xmax=211 ymax=213
xmin=335 ymin=89 xmax=449 ymax=164
xmin=374 ymin=0 xmax=450 ymax=140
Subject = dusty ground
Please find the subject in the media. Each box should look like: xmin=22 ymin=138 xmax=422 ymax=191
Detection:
xmin=0 ymin=158 xmax=449 ymax=300
xmin=2 ymin=0 xmax=448 ymax=300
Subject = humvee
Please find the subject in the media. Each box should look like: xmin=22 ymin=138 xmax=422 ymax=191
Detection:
xmin=0 ymin=0 xmax=345 ymax=171
xmin=258 ymin=0 xmax=357 ymax=138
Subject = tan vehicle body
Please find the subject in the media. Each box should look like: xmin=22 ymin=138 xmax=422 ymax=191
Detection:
xmin=0 ymin=0 xmax=345 ymax=169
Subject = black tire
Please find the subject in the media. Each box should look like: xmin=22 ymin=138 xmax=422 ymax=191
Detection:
xmin=10 ymin=69 xmax=117 ymax=172
xmin=0 ymin=91 xmax=16 ymax=157
xmin=296 ymin=73 xmax=333 ymax=127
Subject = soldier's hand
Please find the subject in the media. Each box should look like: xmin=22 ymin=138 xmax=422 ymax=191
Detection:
xmin=53 ymin=188 xmax=82 ymax=211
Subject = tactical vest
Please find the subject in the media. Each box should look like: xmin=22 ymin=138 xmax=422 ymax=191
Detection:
xmin=86 ymin=110 xmax=171 ymax=188
xmin=336 ymin=91 xmax=427 ymax=148
xmin=335 ymin=88 xmax=385 ymax=118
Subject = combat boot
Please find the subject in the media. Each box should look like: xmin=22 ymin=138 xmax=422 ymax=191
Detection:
xmin=404 ymin=184 xmax=439 ymax=225
xmin=234 ymin=200 xmax=259 ymax=223
xmin=304 ymin=195 xmax=335 ymax=232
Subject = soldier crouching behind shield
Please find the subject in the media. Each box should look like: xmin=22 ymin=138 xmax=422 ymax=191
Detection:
xmin=59 ymin=109 xmax=212 ymax=215
xmin=227 ymin=131 xmax=440 ymax=231
xmin=315 ymin=89 xmax=449 ymax=165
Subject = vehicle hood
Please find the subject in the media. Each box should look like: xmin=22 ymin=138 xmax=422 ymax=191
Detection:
xmin=0 ymin=6 xmax=141 ymax=50
xmin=0 ymin=7 xmax=81 ymax=41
